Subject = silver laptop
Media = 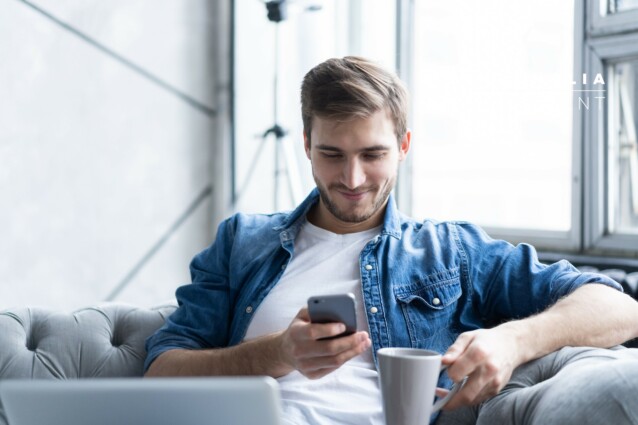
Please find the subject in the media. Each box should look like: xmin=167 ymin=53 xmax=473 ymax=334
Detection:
xmin=0 ymin=377 xmax=283 ymax=425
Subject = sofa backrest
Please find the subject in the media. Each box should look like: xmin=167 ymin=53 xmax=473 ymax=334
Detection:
xmin=0 ymin=303 xmax=177 ymax=424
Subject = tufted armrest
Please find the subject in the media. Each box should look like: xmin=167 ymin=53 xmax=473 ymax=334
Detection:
xmin=0 ymin=303 xmax=177 ymax=425
xmin=0 ymin=303 xmax=176 ymax=379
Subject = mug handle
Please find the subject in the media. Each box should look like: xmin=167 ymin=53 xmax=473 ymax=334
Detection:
xmin=432 ymin=365 xmax=468 ymax=412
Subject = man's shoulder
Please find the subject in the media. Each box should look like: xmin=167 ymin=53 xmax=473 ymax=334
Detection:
xmin=398 ymin=215 xmax=495 ymax=248
xmin=400 ymin=213 xmax=484 ymax=235
xmin=223 ymin=210 xmax=290 ymax=233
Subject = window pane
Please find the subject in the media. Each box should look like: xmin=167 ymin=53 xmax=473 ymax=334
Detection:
xmin=608 ymin=0 xmax=638 ymax=13
xmin=607 ymin=60 xmax=638 ymax=235
xmin=411 ymin=1 xmax=574 ymax=232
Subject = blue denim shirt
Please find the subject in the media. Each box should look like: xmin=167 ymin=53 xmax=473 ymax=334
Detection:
xmin=145 ymin=189 xmax=621 ymax=388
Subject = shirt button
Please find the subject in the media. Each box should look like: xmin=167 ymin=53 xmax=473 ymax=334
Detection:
xmin=432 ymin=298 xmax=441 ymax=306
xmin=281 ymin=265 xmax=286 ymax=270
xmin=365 ymin=264 xmax=373 ymax=271
xmin=370 ymin=306 xmax=378 ymax=314
xmin=245 ymin=306 xmax=253 ymax=314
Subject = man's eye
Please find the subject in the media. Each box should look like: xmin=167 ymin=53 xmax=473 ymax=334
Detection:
xmin=322 ymin=153 xmax=342 ymax=159
xmin=365 ymin=153 xmax=385 ymax=160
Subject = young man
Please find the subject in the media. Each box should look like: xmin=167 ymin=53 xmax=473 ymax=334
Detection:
xmin=145 ymin=57 xmax=638 ymax=424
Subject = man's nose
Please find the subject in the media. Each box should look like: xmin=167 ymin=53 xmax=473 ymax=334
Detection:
xmin=341 ymin=159 xmax=366 ymax=189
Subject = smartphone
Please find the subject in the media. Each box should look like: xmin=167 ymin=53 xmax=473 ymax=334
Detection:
xmin=307 ymin=293 xmax=357 ymax=339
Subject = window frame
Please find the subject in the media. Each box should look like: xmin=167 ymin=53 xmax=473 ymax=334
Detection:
xmin=584 ymin=31 xmax=638 ymax=253
xmin=588 ymin=0 xmax=638 ymax=36
xmin=395 ymin=0 xmax=414 ymax=213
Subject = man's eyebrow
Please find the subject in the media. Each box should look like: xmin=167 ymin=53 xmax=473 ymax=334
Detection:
xmin=361 ymin=145 xmax=391 ymax=152
xmin=315 ymin=144 xmax=390 ymax=152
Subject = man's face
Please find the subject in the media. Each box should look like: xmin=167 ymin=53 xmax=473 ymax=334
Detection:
xmin=304 ymin=109 xmax=410 ymax=233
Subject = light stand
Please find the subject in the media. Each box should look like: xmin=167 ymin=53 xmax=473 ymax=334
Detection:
xmin=236 ymin=0 xmax=302 ymax=211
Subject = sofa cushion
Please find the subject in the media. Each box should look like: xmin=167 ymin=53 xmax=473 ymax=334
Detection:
xmin=0 ymin=303 xmax=176 ymax=379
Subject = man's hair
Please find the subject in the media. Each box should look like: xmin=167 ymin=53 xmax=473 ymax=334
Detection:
xmin=300 ymin=56 xmax=408 ymax=145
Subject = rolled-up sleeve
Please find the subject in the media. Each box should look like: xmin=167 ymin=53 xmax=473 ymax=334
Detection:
xmin=144 ymin=218 xmax=235 ymax=373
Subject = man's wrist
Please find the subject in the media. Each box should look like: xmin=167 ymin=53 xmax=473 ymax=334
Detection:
xmin=497 ymin=320 xmax=537 ymax=366
xmin=262 ymin=331 xmax=295 ymax=378
xmin=248 ymin=331 xmax=294 ymax=378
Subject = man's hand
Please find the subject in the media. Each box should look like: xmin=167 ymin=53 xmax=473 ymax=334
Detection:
xmin=440 ymin=326 xmax=524 ymax=410
xmin=438 ymin=285 xmax=638 ymax=410
xmin=279 ymin=307 xmax=372 ymax=379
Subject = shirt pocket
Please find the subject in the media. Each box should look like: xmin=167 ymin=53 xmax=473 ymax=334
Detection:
xmin=394 ymin=268 xmax=462 ymax=348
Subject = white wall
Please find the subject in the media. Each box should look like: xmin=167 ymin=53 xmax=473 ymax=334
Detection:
xmin=0 ymin=1 xmax=229 ymax=310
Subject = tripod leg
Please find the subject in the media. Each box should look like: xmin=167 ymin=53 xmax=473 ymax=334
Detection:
xmin=235 ymin=135 xmax=271 ymax=207
xmin=279 ymin=135 xmax=304 ymax=207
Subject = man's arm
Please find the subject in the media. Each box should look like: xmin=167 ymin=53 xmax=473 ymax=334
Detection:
xmin=145 ymin=308 xmax=372 ymax=379
xmin=442 ymin=283 xmax=638 ymax=409
xmin=145 ymin=332 xmax=291 ymax=377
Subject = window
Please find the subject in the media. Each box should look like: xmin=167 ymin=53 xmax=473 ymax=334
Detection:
xmin=589 ymin=0 xmax=638 ymax=36
xmin=409 ymin=1 xmax=579 ymax=249
xmin=608 ymin=60 xmax=638 ymax=235
xmin=600 ymin=0 xmax=638 ymax=16
xmin=585 ymin=26 xmax=638 ymax=253
xmin=609 ymin=0 xmax=638 ymax=13
xmin=405 ymin=0 xmax=638 ymax=255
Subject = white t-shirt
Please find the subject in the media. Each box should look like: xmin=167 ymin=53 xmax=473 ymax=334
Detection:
xmin=243 ymin=220 xmax=384 ymax=425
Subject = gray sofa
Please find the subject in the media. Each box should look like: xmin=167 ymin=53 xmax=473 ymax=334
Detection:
xmin=0 ymin=303 xmax=176 ymax=425
xmin=2 ymin=301 xmax=637 ymax=425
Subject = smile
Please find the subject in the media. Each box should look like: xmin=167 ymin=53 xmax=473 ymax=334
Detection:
xmin=338 ymin=191 xmax=368 ymax=201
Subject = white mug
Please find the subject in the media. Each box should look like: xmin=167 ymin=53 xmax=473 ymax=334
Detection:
xmin=377 ymin=348 xmax=465 ymax=425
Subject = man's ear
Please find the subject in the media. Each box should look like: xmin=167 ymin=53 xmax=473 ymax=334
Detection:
xmin=398 ymin=130 xmax=411 ymax=161
xmin=303 ymin=131 xmax=311 ymax=159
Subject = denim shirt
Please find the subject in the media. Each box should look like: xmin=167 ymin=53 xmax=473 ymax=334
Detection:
xmin=145 ymin=189 xmax=621 ymax=389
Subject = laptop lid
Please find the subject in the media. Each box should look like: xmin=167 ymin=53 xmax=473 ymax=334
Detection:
xmin=0 ymin=376 xmax=282 ymax=425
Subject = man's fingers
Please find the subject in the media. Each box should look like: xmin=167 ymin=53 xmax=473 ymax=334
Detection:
xmin=297 ymin=335 xmax=371 ymax=374
xmin=439 ymin=328 xmax=520 ymax=410
xmin=293 ymin=307 xmax=352 ymax=341
xmin=442 ymin=332 xmax=475 ymax=365
xmin=296 ymin=332 xmax=369 ymax=358
xmin=290 ymin=319 xmax=346 ymax=343
xmin=443 ymin=370 xmax=485 ymax=410
xmin=286 ymin=307 xmax=372 ymax=380
xmin=445 ymin=339 xmax=492 ymax=382
xmin=296 ymin=307 xmax=310 ymax=321
xmin=443 ymin=362 xmax=503 ymax=410
xmin=306 ymin=322 xmax=348 ymax=341
xmin=435 ymin=388 xmax=450 ymax=398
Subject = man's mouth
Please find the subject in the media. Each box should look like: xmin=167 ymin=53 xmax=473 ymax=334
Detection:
xmin=337 ymin=190 xmax=368 ymax=201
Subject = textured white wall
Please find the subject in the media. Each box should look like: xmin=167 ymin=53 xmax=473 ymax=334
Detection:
xmin=0 ymin=1 xmax=225 ymax=310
